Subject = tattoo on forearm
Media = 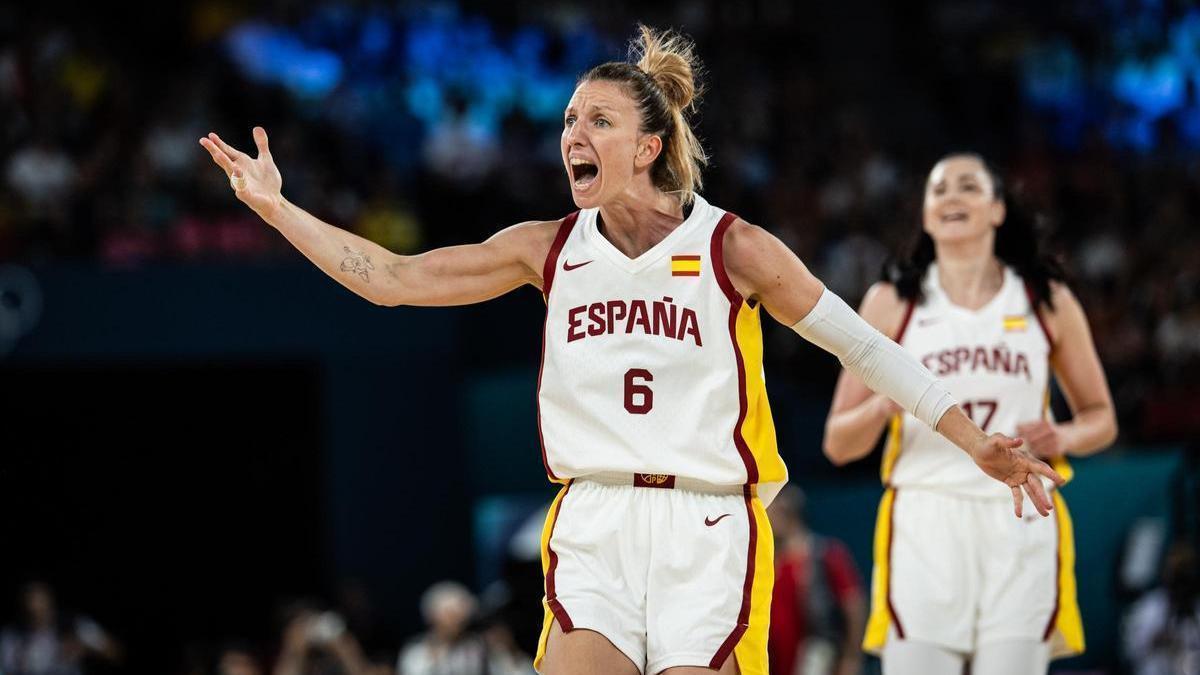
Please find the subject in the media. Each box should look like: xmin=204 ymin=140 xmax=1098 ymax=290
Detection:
xmin=339 ymin=246 xmax=375 ymax=282
xmin=385 ymin=262 xmax=402 ymax=280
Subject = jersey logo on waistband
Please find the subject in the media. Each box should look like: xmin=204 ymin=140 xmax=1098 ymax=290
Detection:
xmin=705 ymin=513 xmax=732 ymax=526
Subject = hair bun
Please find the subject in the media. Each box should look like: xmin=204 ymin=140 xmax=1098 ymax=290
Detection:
xmin=633 ymin=24 xmax=700 ymax=111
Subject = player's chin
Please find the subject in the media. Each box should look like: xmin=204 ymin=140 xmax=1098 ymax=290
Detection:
xmin=568 ymin=183 xmax=602 ymax=209
xmin=930 ymin=223 xmax=989 ymax=243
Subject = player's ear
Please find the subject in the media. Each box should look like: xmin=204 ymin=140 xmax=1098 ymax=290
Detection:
xmin=991 ymin=199 xmax=1006 ymax=228
xmin=635 ymin=134 xmax=663 ymax=169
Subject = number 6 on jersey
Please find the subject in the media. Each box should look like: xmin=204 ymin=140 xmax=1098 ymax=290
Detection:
xmin=624 ymin=368 xmax=654 ymax=414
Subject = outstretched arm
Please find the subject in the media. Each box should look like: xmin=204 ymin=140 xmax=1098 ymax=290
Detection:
xmin=200 ymin=127 xmax=557 ymax=307
xmin=722 ymin=219 xmax=1064 ymax=516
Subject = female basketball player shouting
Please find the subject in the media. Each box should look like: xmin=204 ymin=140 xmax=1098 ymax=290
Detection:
xmin=824 ymin=153 xmax=1117 ymax=675
xmin=201 ymin=27 xmax=1063 ymax=675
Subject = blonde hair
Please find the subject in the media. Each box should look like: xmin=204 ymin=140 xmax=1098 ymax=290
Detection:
xmin=582 ymin=25 xmax=708 ymax=204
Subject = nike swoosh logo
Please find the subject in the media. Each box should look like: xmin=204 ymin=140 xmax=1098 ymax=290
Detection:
xmin=705 ymin=513 xmax=732 ymax=527
xmin=562 ymin=259 xmax=593 ymax=271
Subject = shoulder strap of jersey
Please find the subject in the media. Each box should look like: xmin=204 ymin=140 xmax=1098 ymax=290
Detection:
xmin=1023 ymin=279 xmax=1055 ymax=353
xmin=709 ymin=211 xmax=741 ymax=305
xmin=893 ymin=299 xmax=916 ymax=343
xmin=541 ymin=212 xmax=580 ymax=299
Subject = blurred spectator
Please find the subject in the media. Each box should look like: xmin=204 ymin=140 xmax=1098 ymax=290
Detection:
xmin=476 ymin=583 xmax=535 ymax=675
xmin=5 ymin=134 xmax=76 ymax=215
xmin=1123 ymin=541 xmax=1200 ymax=675
xmin=218 ymin=642 xmax=264 ymax=675
xmin=273 ymin=602 xmax=372 ymax=675
xmin=766 ymin=487 xmax=865 ymax=675
xmin=0 ymin=581 xmax=121 ymax=675
xmin=397 ymin=582 xmax=490 ymax=675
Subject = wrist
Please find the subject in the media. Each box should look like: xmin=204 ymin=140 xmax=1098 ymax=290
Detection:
xmin=1054 ymin=422 xmax=1074 ymax=457
xmin=259 ymin=193 xmax=288 ymax=226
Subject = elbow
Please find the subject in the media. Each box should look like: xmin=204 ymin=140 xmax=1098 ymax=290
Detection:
xmin=370 ymin=290 xmax=408 ymax=308
xmin=1101 ymin=413 xmax=1120 ymax=449
xmin=822 ymin=436 xmax=852 ymax=467
xmin=1091 ymin=406 xmax=1119 ymax=451
xmin=1077 ymin=410 xmax=1119 ymax=455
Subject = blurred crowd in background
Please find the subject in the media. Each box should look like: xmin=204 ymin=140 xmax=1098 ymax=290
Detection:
xmin=3 ymin=0 xmax=1200 ymax=673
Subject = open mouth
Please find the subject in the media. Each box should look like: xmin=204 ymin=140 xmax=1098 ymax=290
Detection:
xmin=570 ymin=157 xmax=599 ymax=190
xmin=941 ymin=212 xmax=969 ymax=223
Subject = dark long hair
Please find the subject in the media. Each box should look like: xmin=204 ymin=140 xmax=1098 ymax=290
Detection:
xmin=883 ymin=153 xmax=1069 ymax=309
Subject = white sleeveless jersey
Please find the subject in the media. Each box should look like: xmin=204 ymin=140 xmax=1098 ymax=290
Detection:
xmin=536 ymin=195 xmax=788 ymax=504
xmin=884 ymin=264 xmax=1071 ymax=498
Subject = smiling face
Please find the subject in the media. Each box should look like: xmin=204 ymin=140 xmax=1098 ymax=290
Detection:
xmin=561 ymin=79 xmax=661 ymax=208
xmin=922 ymin=155 xmax=1006 ymax=246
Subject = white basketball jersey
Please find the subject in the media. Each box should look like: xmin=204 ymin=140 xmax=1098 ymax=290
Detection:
xmin=884 ymin=263 xmax=1069 ymax=498
xmin=537 ymin=195 xmax=787 ymax=503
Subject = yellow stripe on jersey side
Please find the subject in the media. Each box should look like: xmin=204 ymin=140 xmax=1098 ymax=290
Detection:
xmin=534 ymin=485 xmax=570 ymax=670
xmin=733 ymin=301 xmax=786 ymax=487
xmin=880 ymin=414 xmax=903 ymax=484
xmin=1043 ymin=386 xmax=1075 ymax=483
xmin=1049 ymin=490 xmax=1085 ymax=657
xmin=733 ymin=495 xmax=775 ymax=675
xmin=863 ymin=487 xmax=897 ymax=654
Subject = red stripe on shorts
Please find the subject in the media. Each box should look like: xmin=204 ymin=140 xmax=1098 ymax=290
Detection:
xmin=887 ymin=488 xmax=906 ymax=639
xmin=1042 ymin=501 xmax=1061 ymax=641
xmin=545 ymin=481 xmax=574 ymax=631
xmin=709 ymin=485 xmax=757 ymax=669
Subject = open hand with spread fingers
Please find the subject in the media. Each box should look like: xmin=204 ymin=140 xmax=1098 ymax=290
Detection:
xmin=970 ymin=433 xmax=1066 ymax=518
xmin=198 ymin=127 xmax=283 ymax=220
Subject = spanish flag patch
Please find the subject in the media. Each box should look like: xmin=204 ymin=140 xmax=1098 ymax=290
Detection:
xmin=671 ymin=255 xmax=701 ymax=277
xmin=1003 ymin=315 xmax=1028 ymax=332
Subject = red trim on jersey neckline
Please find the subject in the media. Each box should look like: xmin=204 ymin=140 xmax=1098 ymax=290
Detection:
xmin=545 ymin=480 xmax=574 ymax=632
xmin=887 ymin=488 xmax=906 ymax=639
xmin=710 ymin=212 xmax=759 ymax=485
xmin=536 ymin=212 xmax=581 ymax=481
xmin=893 ymin=299 xmax=916 ymax=344
xmin=709 ymin=484 xmax=757 ymax=669
xmin=1023 ymin=280 xmax=1055 ymax=352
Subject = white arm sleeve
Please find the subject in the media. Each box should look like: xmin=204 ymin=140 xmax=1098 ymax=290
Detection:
xmin=792 ymin=287 xmax=956 ymax=429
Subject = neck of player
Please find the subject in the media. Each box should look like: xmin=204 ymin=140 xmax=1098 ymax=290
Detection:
xmin=598 ymin=181 xmax=685 ymax=259
xmin=934 ymin=233 xmax=1004 ymax=310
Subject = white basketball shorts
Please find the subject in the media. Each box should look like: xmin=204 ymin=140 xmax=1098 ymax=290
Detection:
xmin=863 ymin=487 xmax=1084 ymax=659
xmin=533 ymin=474 xmax=774 ymax=675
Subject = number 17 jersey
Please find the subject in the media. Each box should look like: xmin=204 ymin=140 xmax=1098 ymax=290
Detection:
xmin=536 ymin=195 xmax=788 ymax=504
